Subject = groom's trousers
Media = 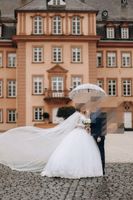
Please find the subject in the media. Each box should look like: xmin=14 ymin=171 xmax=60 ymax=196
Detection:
xmin=91 ymin=112 xmax=107 ymax=175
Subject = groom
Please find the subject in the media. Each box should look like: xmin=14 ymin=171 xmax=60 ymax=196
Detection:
xmin=90 ymin=110 xmax=107 ymax=175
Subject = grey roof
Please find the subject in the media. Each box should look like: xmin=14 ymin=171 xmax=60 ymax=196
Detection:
xmin=0 ymin=0 xmax=31 ymax=19
xmin=0 ymin=0 xmax=133 ymax=21
xmin=85 ymin=0 xmax=133 ymax=21
xmin=16 ymin=0 xmax=98 ymax=12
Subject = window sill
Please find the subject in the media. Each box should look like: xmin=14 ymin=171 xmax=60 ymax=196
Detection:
xmin=32 ymin=120 xmax=44 ymax=122
xmin=31 ymin=34 xmax=45 ymax=36
xmin=106 ymin=66 xmax=118 ymax=68
xmin=121 ymin=66 xmax=132 ymax=68
xmin=6 ymin=66 xmax=16 ymax=68
xmin=6 ymin=97 xmax=16 ymax=99
xmin=71 ymin=62 xmax=83 ymax=64
xmin=32 ymin=94 xmax=44 ymax=96
xmin=108 ymin=95 xmax=118 ymax=97
xmin=32 ymin=62 xmax=45 ymax=64
xmin=122 ymin=95 xmax=132 ymax=97
xmin=6 ymin=122 xmax=16 ymax=124
xmin=70 ymin=34 xmax=83 ymax=36
xmin=97 ymin=66 xmax=104 ymax=68
xmin=51 ymin=62 xmax=64 ymax=64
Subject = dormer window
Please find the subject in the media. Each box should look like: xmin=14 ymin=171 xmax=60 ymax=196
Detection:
xmin=121 ymin=27 xmax=129 ymax=39
xmin=106 ymin=27 xmax=115 ymax=39
xmin=121 ymin=0 xmax=128 ymax=7
xmin=48 ymin=0 xmax=66 ymax=6
xmin=33 ymin=16 xmax=43 ymax=35
xmin=53 ymin=0 xmax=60 ymax=5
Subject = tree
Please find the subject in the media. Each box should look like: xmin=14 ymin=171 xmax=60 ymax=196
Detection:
xmin=57 ymin=106 xmax=76 ymax=119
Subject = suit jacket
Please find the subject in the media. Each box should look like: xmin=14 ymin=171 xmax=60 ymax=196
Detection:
xmin=90 ymin=111 xmax=107 ymax=138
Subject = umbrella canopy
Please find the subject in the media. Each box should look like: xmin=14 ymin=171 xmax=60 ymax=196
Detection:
xmin=69 ymin=83 xmax=107 ymax=104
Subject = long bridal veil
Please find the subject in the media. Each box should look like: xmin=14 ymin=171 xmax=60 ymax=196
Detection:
xmin=0 ymin=111 xmax=80 ymax=172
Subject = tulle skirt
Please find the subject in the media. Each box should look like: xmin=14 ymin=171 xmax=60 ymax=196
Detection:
xmin=41 ymin=127 xmax=103 ymax=178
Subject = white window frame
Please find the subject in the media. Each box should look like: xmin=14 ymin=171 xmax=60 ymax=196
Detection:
xmin=97 ymin=79 xmax=104 ymax=89
xmin=8 ymin=53 xmax=16 ymax=67
xmin=53 ymin=0 xmax=60 ymax=5
xmin=51 ymin=76 xmax=64 ymax=97
xmin=0 ymin=80 xmax=3 ymax=97
xmin=108 ymin=80 xmax=117 ymax=96
xmin=72 ymin=16 xmax=81 ymax=35
xmin=33 ymin=16 xmax=43 ymax=35
xmin=121 ymin=27 xmax=129 ymax=39
xmin=122 ymin=52 xmax=131 ymax=67
xmin=72 ymin=76 xmax=82 ymax=89
xmin=0 ymin=110 xmax=3 ymax=123
xmin=123 ymin=80 xmax=132 ymax=96
xmin=48 ymin=0 xmax=66 ymax=6
xmin=33 ymin=47 xmax=43 ymax=63
xmin=52 ymin=47 xmax=62 ymax=63
xmin=72 ymin=47 xmax=81 ymax=63
xmin=7 ymin=110 xmax=16 ymax=123
xmin=33 ymin=107 xmax=43 ymax=121
xmin=0 ymin=53 xmax=2 ymax=67
xmin=7 ymin=80 xmax=16 ymax=97
xmin=106 ymin=27 xmax=115 ymax=39
xmin=107 ymin=52 xmax=116 ymax=67
xmin=52 ymin=16 xmax=62 ymax=35
xmin=33 ymin=76 xmax=44 ymax=95
xmin=97 ymin=52 xmax=102 ymax=67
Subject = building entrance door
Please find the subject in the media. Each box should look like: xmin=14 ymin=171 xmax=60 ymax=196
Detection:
xmin=52 ymin=107 xmax=64 ymax=124
xmin=124 ymin=112 xmax=132 ymax=129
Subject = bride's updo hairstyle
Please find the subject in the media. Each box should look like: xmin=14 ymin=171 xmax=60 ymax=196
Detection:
xmin=75 ymin=104 xmax=86 ymax=115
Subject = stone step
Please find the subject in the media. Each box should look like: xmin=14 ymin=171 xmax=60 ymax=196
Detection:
xmin=34 ymin=123 xmax=56 ymax=128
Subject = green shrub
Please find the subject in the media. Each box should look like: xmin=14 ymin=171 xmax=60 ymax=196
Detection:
xmin=43 ymin=112 xmax=50 ymax=119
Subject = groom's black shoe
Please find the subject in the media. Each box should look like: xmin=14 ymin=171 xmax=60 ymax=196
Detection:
xmin=103 ymin=171 xmax=105 ymax=175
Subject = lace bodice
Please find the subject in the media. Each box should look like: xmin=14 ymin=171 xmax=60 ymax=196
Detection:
xmin=76 ymin=114 xmax=88 ymax=128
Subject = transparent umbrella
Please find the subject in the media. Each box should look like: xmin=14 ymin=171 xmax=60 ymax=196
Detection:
xmin=69 ymin=83 xmax=107 ymax=104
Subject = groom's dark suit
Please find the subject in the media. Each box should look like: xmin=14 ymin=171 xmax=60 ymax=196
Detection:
xmin=90 ymin=111 xmax=107 ymax=175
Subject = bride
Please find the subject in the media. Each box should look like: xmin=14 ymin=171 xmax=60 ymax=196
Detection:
xmin=0 ymin=107 xmax=103 ymax=178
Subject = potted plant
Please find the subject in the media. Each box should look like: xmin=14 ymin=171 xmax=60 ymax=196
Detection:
xmin=42 ymin=112 xmax=50 ymax=123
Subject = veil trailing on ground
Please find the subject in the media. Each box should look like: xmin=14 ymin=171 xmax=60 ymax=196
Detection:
xmin=0 ymin=111 xmax=80 ymax=172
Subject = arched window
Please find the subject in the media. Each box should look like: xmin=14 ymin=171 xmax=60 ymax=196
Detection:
xmin=33 ymin=16 xmax=43 ymax=35
xmin=52 ymin=16 xmax=62 ymax=34
xmin=72 ymin=16 xmax=81 ymax=35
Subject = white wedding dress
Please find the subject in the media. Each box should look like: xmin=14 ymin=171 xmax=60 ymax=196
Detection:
xmin=41 ymin=114 xmax=103 ymax=178
xmin=0 ymin=111 xmax=103 ymax=178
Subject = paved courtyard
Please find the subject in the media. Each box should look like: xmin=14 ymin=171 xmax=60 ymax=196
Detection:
xmin=0 ymin=132 xmax=133 ymax=200
xmin=0 ymin=163 xmax=133 ymax=200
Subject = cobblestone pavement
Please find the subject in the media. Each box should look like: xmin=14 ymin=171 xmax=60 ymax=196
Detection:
xmin=0 ymin=163 xmax=133 ymax=200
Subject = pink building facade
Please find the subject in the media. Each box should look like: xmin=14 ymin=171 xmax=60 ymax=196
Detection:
xmin=0 ymin=0 xmax=133 ymax=131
